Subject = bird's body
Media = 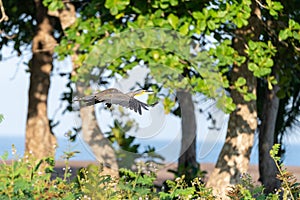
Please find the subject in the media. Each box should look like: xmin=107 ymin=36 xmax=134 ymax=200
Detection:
xmin=74 ymin=88 xmax=154 ymax=115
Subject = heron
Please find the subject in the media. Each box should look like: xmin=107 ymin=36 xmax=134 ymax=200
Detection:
xmin=73 ymin=88 xmax=156 ymax=115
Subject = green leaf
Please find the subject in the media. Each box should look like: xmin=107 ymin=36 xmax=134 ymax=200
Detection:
xmin=198 ymin=20 xmax=206 ymax=32
xmin=224 ymin=97 xmax=236 ymax=113
xmin=192 ymin=11 xmax=204 ymax=20
xmin=279 ymin=29 xmax=291 ymax=41
xmin=234 ymin=16 xmax=248 ymax=28
xmin=266 ymin=1 xmax=283 ymax=18
xmin=273 ymin=1 xmax=283 ymax=11
xmin=264 ymin=58 xmax=274 ymax=68
xmin=159 ymin=2 xmax=169 ymax=9
xmin=179 ymin=22 xmax=189 ymax=35
xmin=248 ymin=40 xmax=257 ymax=50
xmin=289 ymin=19 xmax=296 ymax=28
xmin=270 ymin=144 xmax=281 ymax=162
xmin=293 ymin=31 xmax=300 ymax=40
xmin=207 ymin=20 xmax=216 ymax=30
xmin=170 ymin=0 xmax=178 ymax=6
xmin=267 ymin=76 xmax=278 ymax=90
xmin=269 ymin=9 xmax=277 ymax=17
xmin=43 ymin=0 xmax=64 ymax=11
xmin=248 ymin=63 xmax=258 ymax=71
xmin=167 ymin=13 xmax=179 ymax=29
xmin=254 ymin=68 xmax=272 ymax=77
xmin=163 ymin=97 xmax=176 ymax=114
xmin=105 ymin=0 xmax=130 ymax=15
xmin=217 ymin=10 xmax=227 ymax=18
xmin=244 ymin=93 xmax=256 ymax=101
xmin=235 ymin=77 xmax=247 ymax=87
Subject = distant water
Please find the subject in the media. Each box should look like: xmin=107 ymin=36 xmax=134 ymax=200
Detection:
xmin=0 ymin=136 xmax=299 ymax=166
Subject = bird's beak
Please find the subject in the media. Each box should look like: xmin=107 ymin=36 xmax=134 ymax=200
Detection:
xmin=143 ymin=90 xmax=154 ymax=95
xmin=134 ymin=90 xmax=154 ymax=97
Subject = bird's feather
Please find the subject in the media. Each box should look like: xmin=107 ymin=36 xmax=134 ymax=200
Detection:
xmin=74 ymin=88 xmax=153 ymax=115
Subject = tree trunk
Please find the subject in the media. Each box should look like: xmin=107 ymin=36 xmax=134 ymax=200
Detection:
xmin=177 ymin=90 xmax=199 ymax=181
xmin=258 ymin=73 xmax=281 ymax=193
xmin=49 ymin=2 xmax=119 ymax=176
xmin=206 ymin=1 xmax=261 ymax=197
xmin=77 ymin=86 xmax=119 ymax=177
xmin=25 ymin=0 xmax=57 ymax=159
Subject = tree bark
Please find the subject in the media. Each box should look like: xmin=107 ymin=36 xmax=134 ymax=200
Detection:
xmin=177 ymin=90 xmax=199 ymax=181
xmin=206 ymin=1 xmax=261 ymax=197
xmin=25 ymin=0 xmax=57 ymax=159
xmin=258 ymin=73 xmax=281 ymax=193
xmin=78 ymin=95 xmax=119 ymax=176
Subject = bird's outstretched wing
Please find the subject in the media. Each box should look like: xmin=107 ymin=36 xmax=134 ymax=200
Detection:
xmin=97 ymin=92 xmax=149 ymax=115
xmin=73 ymin=89 xmax=121 ymax=107
xmin=73 ymin=88 xmax=155 ymax=115
xmin=128 ymin=98 xmax=149 ymax=115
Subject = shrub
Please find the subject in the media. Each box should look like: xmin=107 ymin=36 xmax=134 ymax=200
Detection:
xmin=1 ymin=144 xmax=299 ymax=200
xmin=0 ymin=145 xmax=79 ymax=199
xmin=227 ymin=144 xmax=300 ymax=200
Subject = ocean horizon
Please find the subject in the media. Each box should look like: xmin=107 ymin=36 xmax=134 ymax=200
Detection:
xmin=1 ymin=135 xmax=299 ymax=166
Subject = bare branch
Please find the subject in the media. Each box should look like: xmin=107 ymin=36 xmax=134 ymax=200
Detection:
xmin=255 ymin=0 xmax=267 ymax=9
xmin=0 ymin=29 xmax=16 ymax=39
xmin=0 ymin=0 xmax=8 ymax=22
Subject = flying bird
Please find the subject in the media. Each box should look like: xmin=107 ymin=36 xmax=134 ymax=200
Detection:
xmin=73 ymin=88 xmax=156 ymax=115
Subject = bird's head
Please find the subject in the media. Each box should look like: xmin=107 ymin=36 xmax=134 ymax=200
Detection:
xmin=132 ymin=89 xmax=154 ymax=97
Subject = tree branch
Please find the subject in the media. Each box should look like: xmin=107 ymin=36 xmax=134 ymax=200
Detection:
xmin=0 ymin=0 xmax=8 ymax=22
xmin=255 ymin=0 xmax=267 ymax=9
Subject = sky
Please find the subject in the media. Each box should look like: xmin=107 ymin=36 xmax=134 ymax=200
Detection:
xmin=0 ymin=44 xmax=299 ymax=166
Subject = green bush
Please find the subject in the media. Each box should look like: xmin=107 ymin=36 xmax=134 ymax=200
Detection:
xmin=0 ymin=146 xmax=215 ymax=199
xmin=1 ymin=144 xmax=299 ymax=200
xmin=227 ymin=144 xmax=300 ymax=200
xmin=0 ymin=145 xmax=79 ymax=199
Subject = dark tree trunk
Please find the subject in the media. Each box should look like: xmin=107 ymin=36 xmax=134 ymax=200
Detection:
xmin=258 ymin=72 xmax=281 ymax=193
xmin=177 ymin=90 xmax=199 ymax=181
xmin=25 ymin=0 xmax=57 ymax=159
xmin=207 ymin=1 xmax=261 ymax=197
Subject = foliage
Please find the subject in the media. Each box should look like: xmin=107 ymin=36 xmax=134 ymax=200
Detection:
xmin=255 ymin=0 xmax=300 ymax=159
xmin=168 ymin=163 xmax=207 ymax=184
xmin=227 ymin=144 xmax=300 ymax=200
xmin=47 ymin=0 xmax=278 ymax=114
xmin=227 ymin=173 xmax=266 ymax=200
xmin=0 ymin=146 xmax=213 ymax=199
xmin=270 ymin=144 xmax=300 ymax=200
xmin=1 ymin=145 xmax=300 ymax=199
xmin=0 ymin=145 xmax=79 ymax=199
xmin=159 ymin=175 xmax=215 ymax=199
xmin=45 ymin=0 xmax=299 ymax=118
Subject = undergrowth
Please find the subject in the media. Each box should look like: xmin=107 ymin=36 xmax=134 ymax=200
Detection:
xmin=227 ymin=144 xmax=300 ymax=200
xmin=0 ymin=144 xmax=299 ymax=199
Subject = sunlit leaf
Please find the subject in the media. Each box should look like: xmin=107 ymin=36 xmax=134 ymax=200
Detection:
xmin=167 ymin=13 xmax=179 ymax=29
